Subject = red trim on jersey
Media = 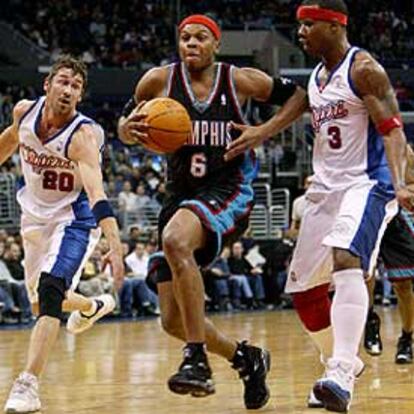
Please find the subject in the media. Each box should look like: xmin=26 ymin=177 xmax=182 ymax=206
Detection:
xmin=296 ymin=6 xmax=348 ymax=26
xmin=166 ymin=64 xmax=177 ymax=98
xmin=179 ymin=15 xmax=221 ymax=41
xmin=226 ymin=65 xmax=246 ymax=124
xmin=376 ymin=116 xmax=402 ymax=136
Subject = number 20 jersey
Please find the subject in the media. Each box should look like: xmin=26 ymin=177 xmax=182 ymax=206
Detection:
xmin=17 ymin=96 xmax=105 ymax=224
xmin=308 ymin=46 xmax=393 ymax=192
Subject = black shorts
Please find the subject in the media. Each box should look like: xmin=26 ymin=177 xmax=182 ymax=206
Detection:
xmin=147 ymin=180 xmax=254 ymax=287
xmin=380 ymin=209 xmax=414 ymax=281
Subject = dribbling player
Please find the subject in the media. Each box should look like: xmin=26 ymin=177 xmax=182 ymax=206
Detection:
xmin=0 ymin=56 xmax=124 ymax=413
xmin=118 ymin=14 xmax=307 ymax=408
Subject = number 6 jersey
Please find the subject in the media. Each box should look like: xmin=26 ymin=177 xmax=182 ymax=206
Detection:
xmin=17 ymin=96 xmax=105 ymax=225
xmin=308 ymin=46 xmax=393 ymax=193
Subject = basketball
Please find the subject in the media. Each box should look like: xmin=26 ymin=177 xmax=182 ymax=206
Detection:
xmin=138 ymin=97 xmax=192 ymax=153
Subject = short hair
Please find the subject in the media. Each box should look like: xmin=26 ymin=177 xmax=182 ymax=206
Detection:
xmin=47 ymin=55 xmax=88 ymax=93
xmin=301 ymin=0 xmax=348 ymax=15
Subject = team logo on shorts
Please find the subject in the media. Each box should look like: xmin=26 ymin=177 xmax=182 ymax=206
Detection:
xmin=289 ymin=271 xmax=297 ymax=282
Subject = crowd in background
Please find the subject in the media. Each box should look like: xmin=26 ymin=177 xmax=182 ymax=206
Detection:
xmin=1 ymin=0 xmax=414 ymax=69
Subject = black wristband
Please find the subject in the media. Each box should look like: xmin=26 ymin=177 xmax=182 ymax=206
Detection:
xmin=92 ymin=200 xmax=115 ymax=223
xmin=266 ymin=77 xmax=297 ymax=106
xmin=121 ymin=97 xmax=136 ymax=117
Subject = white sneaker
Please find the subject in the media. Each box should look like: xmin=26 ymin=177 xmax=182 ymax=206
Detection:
xmin=4 ymin=372 xmax=41 ymax=413
xmin=313 ymin=359 xmax=355 ymax=412
xmin=66 ymin=294 xmax=115 ymax=334
xmin=308 ymin=357 xmax=363 ymax=409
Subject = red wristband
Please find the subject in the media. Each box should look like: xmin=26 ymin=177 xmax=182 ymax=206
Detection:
xmin=376 ymin=116 xmax=402 ymax=135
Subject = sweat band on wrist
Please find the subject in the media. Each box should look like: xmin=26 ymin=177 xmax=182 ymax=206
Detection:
xmin=92 ymin=200 xmax=115 ymax=223
xmin=296 ymin=6 xmax=348 ymax=26
xmin=376 ymin=116 xmax=402 ymax=136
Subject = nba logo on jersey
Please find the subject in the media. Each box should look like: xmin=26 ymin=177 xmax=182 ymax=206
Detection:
xmin=220 ymin=94 xmax=226 ymax=106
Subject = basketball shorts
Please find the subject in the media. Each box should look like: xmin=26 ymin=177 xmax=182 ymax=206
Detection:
xmin=381 ymin=209 xmax=414 ymax=282
xmin=21 ymin=215 xmax=101 ymax=303
xmin=285 ymin=182 xmax=398 ymax=294
xmin=147 ymin=180 xmax=254 ymax=286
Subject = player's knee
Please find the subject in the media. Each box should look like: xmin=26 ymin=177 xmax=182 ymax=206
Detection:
xmin=38 ymin=272 xmax=66 ymax=320
xmin=393 ymin=280 xmax=412 ymax=298
xmin=162 ymin=227 xmax=192 ymax=261
xmin=333 ymin=248 xmax=361 ymax=271
xmin=292 ymin=284 xmax=331 ymax=332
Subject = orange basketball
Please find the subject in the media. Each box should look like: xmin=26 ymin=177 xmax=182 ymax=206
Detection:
xmin=138 ymin=97 xmax=192 ymax=153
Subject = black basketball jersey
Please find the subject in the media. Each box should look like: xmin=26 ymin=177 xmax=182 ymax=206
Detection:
xmin=164 ymin=62 xmax=256 ymax=194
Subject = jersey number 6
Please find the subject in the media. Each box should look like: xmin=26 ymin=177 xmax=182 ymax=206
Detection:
xmin=190 ymin=153 xmax=207 ymax=178
xmin=43 ymin=170 xmax=75 ymax=192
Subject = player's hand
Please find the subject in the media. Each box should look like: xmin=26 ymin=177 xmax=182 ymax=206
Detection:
xmin=103 ymin=248 xmax=125 ymax=291
xmin=120 ymin=101 xmax=150 ymax=145
xmin=396 ymin=186 xmax=414 ymax=212
xmin=224 ymin=122 xmax=267 ymax=161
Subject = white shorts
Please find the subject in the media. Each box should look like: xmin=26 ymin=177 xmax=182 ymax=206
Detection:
xmin=21 ymin=216 xmax=101 ymax=303
xmin=285 ymin=182 xmax=398 ymax=294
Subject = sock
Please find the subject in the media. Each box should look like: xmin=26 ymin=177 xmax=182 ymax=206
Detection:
xmin=331 ymin=269 xmax=368 ymax=364
xmin=186 ymin=342 xmax=206 ymax=356
xmin=81 ymin=300 xmax=98 ymax=318
xmin=402 ymin=330 xmax=413 ymax=339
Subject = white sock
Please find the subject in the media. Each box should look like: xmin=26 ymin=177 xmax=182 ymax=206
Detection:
xmin=331 ymin=269 xmax=368 ymax=364
xmin=308 ymin=326 xmax=333 ymax=364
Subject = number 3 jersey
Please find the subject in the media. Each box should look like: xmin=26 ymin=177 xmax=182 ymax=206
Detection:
xmin=17 ymin=96 xmax=105 ymax=225
xmin=164 ymin=62 xmax=257 ymax=194
xmin=308 ymin=46 xmax=393 ymax=193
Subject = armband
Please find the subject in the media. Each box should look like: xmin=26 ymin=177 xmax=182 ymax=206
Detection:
xmin=92 ymin=200 xmax=115 ymax=223
xmin=376 ymin=116 xmax=402 ymax=136
xmin=266 ymin=77 xmax=297 ymax=106
xmin=121 ymin=97 xmax=137 ymax=118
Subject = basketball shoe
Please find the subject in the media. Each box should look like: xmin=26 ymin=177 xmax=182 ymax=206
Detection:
xmin=66 ymin=294 xmax=115 ymax=334
xmin=395 ymin=331 xmax=413 ymax=364
xmin=168 ymin=345 xmax=215 ymax=397
xmin=231 ymin=341 xmax=271 ymax=409
xmin=364 ymin=309 xmax=382 ymax=356
xmin=4 ymin=372 xmax=41 ymax=413
xmin=313 ymin=359 xmax=355 ymax=413
xmin=307 ymin=356 xmax=364 ymax=409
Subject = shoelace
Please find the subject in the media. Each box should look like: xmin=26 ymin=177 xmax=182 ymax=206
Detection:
xmin=326 ymin=362 xmax=354 ymax=387
xmin=11 ymin=379 xmax=36 ymax=397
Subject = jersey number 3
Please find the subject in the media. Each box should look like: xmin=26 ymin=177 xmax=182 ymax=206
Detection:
xmin=190 ymin=153 xmax=207 ymax=177
xmin=43 ymin=170 xmax=74 ymax=192
xmin=327 ymin=126 xmax=342 ymax=149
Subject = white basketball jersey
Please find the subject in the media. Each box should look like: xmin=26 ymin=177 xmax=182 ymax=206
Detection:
xmin=17 ymin=96 xmax=105 ymax=224
xmin=308 ymin=47 xmax=392 ymax=192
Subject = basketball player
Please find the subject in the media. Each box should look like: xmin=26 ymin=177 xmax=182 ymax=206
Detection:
xmin=226 ymin=1 xmax=414 ymax=411
xmin=0 ymin=56 xmax=124 ymax=413
xmin=118 ymin=14 xmax=307 ymax=407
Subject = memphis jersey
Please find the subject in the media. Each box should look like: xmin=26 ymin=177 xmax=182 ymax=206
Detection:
xmin=17 ymin=96 xmax=104 ymax=225
xmin=163 ymin=62 xmax=257 ymax=192
xmin=308 ymin=46 xmax=393 ymax=192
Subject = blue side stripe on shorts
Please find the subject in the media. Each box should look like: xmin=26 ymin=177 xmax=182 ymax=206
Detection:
xmin=387 ymin=268 xmax=414 ymax=279
xmin=50 ymin=225 xmax=91 ymax=287
xmin=349 ymin=185 xmax=394 ymax=271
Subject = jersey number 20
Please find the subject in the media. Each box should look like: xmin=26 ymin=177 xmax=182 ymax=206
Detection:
xmin=43 ymin=170 xmax=74 ymax=192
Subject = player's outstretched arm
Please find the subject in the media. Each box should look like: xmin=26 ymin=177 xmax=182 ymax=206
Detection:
xmin=117 ymin=66 xmax=168 ymax=145
xmin=225 ymin=67 xmax=308 ymax=161
xmin=352 ymin=52 xmax=414 ymax=211
xmin=68 ymin=125 xmax=125 ymax=288
xmin=0 ymin=100 xmax=33 ymax=165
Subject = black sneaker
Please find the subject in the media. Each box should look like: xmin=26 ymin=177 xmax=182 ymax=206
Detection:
xmin=364 ymin=310 xmax=382 ymax=356
xmin=168 ymin=345 xmax=215 ymax=397
xmin=231 ymin=341 xmax=271 ymax=409
xmin=395 ymin=331 xmax=413 ymax=364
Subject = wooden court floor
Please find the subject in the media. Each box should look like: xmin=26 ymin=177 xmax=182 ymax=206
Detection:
xmin=0 ymin=308 xmax=413 ymax=413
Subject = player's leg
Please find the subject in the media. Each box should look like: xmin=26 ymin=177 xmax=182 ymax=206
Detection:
xmin=364 ymin=275 xmax=383 ymax=356
xmin=162 ymin=208 xmax=214 ymax=396
xmin=313 ymin=184 xmax=397 ymax=413
xmin=393 ymin=280 xmax=413 ymax=364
